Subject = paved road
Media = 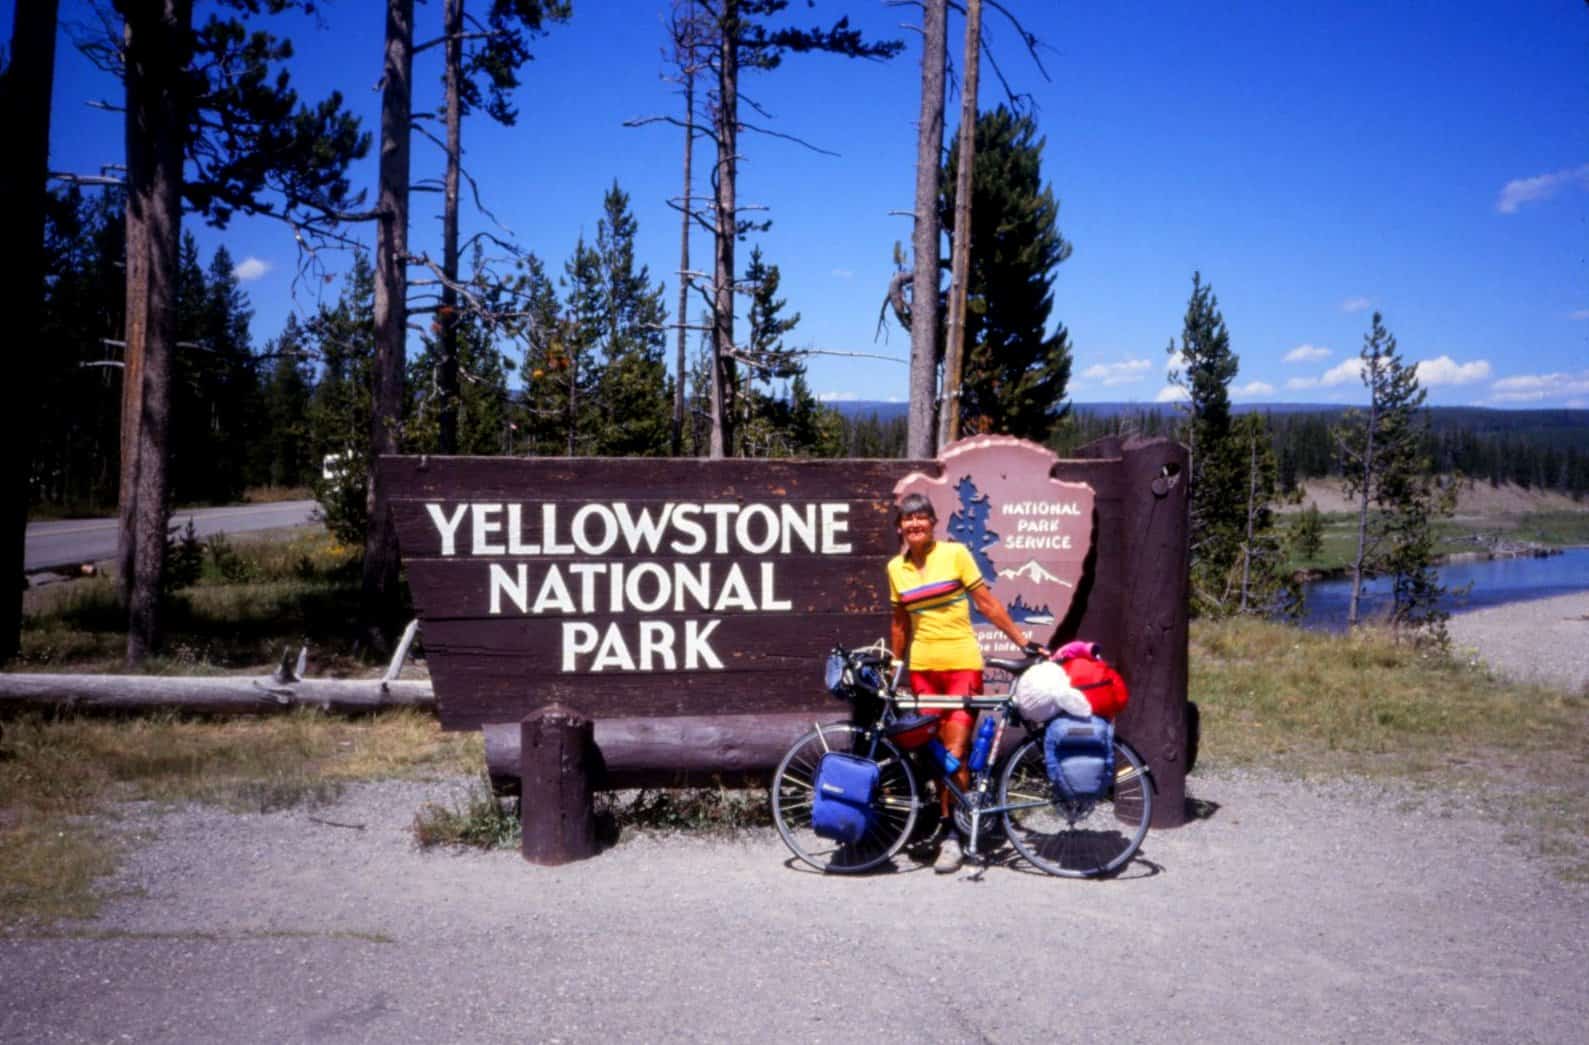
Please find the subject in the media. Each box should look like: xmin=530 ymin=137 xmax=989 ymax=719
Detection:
xmin=25 ymin=501 xmax=320 ymax=572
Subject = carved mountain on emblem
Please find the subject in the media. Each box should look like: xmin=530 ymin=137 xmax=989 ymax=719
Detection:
xmin=997 ymin=559 xmax=1072 ymax=587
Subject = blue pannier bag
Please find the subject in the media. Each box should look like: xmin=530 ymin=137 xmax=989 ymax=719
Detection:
xmin=810 ymin=752 xmax=881 ymax=844
xmin=1043 ymin=714 xmax=1115 ymax=800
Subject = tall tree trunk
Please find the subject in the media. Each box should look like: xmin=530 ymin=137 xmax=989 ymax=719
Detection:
xmin=124 ymin=0 xmax=191 ymax=666
xmin=708 ymin=0 xmax=738 ymax=459
xmin=906 ymin=0 xmax=947 ymax=459
xmin=117 ymin=18 xmax=149 ymax=607
xmin=0 ymin=0 xmax=60 ymax=664
xmin=437 ymin=0 xmax=463 ymax=455
xmin=672 ymin=60 xmax=695 ymax=457
xmin=938 ymin=0 xmax=980 ymax=449
xmin=363 ymin=0 xmax=414 ymax=647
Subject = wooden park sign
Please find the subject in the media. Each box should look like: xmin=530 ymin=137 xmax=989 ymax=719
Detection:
xmin=381 ymin=433 xmax=1192 ymax=855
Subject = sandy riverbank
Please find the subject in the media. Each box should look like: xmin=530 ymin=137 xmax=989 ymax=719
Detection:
xmin=1448 ymin=591 xmax=1589 ymax=695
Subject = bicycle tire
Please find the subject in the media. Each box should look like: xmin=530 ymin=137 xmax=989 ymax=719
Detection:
xmin=771 ymin=724 xmax=919 ymax=874
xmin=998 ymin=734 xmax=1152 ymax=878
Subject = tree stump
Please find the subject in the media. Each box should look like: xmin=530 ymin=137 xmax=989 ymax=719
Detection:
xmin=519 ymin=704 xmax=597 ymax=865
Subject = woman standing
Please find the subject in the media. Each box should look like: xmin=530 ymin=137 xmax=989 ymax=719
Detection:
xmin=887 ymin=492 xmax=1041 ymax=872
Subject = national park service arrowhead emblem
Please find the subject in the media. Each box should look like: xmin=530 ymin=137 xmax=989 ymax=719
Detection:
xmin=894 ymin=435 xmax=1094 ymax=667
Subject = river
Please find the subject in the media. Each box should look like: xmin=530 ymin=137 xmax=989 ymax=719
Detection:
xmin=1301 ymin=546 xmax=1589 ymax=631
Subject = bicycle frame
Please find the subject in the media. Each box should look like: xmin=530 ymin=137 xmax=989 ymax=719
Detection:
xmin=892 ymin=690 xmax=1155 ymax=860
xmin=891 ymin=692 xmax=1034 ymax=859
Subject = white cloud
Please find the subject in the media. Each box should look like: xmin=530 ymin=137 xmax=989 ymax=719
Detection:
xmin=1153 ymin=384 xmax=1189 ymax=404
xmin=1321 ymin=358 xmax=1364 ymax=386
xmin=818 ymin=391 xmax=860 ymax=402
xmin=1234 ymin=381 xmax=1275 ymax=397
xmin=1496 ymin=163 xmax=1589 ymax=214
xmin=1414 ymin=355 xmax=1491 ymax=386
xmin=1489 ymin=370 xmax=1589 ymax=403
xmin=831 ymin=268 xmax=854 ymax=279
xmin=1285 ymin=377 xmax=1319 ymax=390
xmin=233 ymin=257 xmax=271 ymax=282
xmin=1570 ymin=309 xmax=1589 ymax=321
xmin=1341 ymin=297 xmax=1372 ymax=313
xmin=1079 ymin=358 xmax=1152 ymax=386
xmin=1283 ymin=344 xmax=1331 ymax=364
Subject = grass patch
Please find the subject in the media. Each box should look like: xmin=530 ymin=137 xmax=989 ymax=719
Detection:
xmin=1189 ymin=616 xmax=1587 ymax=770
xmin=1190 ymin=616 xmax=1589 ymax=880
xmin=412 ymin=775 xmax=520 ymax=850
xmin=600 ymin=783 xmax=773 ymax=835
xmin=19 ymin=529 xmax=382 ymax=674
xmin=0 ymin=813 xmax=120 ymax=926
xmin=0 ymin=709 xmax=482 ymax=927
xmin=411 ymin=777 xmax=774 ymax=852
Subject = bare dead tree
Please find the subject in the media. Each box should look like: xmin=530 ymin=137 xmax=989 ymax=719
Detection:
xmin=937 ymin=0 xmax=981 ymax=448
xmin=0 ymin=0 xmax=61 ymax=665
xmin=907 ymin=0 xmax=948 ymax=457
xmin=666 ymin=1 xmax=710 ymax=456
xmin=420 ymin=0 xmax=566 ymax=455
xmin=695 ymin=0 xmax=902 ymax=458
xmin=363 ymin=0 xmax=415 ymax=649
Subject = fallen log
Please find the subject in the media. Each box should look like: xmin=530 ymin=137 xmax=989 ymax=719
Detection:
xmin=483 ymin=711 xmax=842 ymax=790
xmin=0 ymin=673 xmax=436 ymax=716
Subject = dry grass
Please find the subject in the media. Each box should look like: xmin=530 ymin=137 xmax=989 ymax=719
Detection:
xmin=18 ymin=530 xmax=377 ymax=675
xmin=1190 ymin=617 xmax=1588 ymax=771
xmin=1191 ymin=616 xmax=1589 ymax=880
xmin=0 ymin=709 xmax=482 ymax=927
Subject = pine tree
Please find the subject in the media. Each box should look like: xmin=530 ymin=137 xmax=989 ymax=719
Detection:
xmin=1291 ymin=502 xmax=1325 ymax=564
xmin=81 ymin=1 xmax=367 ymax=663
xmin=735 ymin=246 xmax=834 ymax=457
xmin=256 ymin=314 xmax=315 ymax=489
xmin=307 ymin=251 xmax=377 ymax=546
xmin=1231 ymin=412 xmax=1298 ymax=616
xmin=34 ymin=189 xmax=126 ymax=512
xmin=407 ymin=244 xmax=515 ymax=455
xmin=1335 ymin=311 xmax=1448 ymax=641
xmin=517 ymin=252 xmax=577 ymax=456
xmin=938 ymin=105 xmax=1073 ymax=442
xmin=591 ymin=183 xmax=672 ymax=456
xmin=1168 ymin=272 xmax=1246 ymax=614
xmin=557 ymin=235 xmax=608 ymax=456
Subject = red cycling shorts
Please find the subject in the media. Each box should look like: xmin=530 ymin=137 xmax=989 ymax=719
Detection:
xmin=908 ymin=668 xmax=982 ymax=727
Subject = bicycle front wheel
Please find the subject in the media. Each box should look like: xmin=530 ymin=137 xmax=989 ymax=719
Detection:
xmin=771 ymin=724 xmax=919 ymax=874
xmin=998 ymin=735 xmax=1152 ymax=878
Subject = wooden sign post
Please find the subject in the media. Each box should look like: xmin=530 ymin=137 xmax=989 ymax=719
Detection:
xmin=381 ymin=435 xmax=1190 ymax=863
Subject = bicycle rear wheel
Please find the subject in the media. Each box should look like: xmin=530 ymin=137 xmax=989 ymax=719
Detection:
xmin=998 ymin=735 xmax=1151 ymax=878
xmin=771 ymin=724 xmax=919 ymax=874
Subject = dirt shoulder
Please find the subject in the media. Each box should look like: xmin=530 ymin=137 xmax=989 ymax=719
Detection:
xmin=2 ymin=768 xmax=1584 ymax=1044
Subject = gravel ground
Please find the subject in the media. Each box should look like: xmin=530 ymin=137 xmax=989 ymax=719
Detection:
xmin=2 ymin=766 xmax=1585 ymax=1045
xmin=1448 ymin=591 xmax=1589 ymax=695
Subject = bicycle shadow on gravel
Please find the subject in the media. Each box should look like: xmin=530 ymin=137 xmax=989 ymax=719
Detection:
xmin=990 ymin=844 xmax=1165 ymax=882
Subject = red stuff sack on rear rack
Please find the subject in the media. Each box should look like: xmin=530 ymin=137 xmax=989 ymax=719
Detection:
xmin=1054 ymin=642 xmax=1129 ymax=720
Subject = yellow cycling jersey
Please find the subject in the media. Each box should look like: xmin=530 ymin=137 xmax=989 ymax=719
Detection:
xmin=887 ymin=539 xmax=986 ymax=671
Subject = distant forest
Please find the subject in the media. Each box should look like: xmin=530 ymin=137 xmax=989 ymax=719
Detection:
xmin=830 ymin=402 xmax=1589 ymax=499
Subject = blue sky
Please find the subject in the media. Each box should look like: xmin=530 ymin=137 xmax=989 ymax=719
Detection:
xmin=23 ymin=0 xmax=1589 ymax=408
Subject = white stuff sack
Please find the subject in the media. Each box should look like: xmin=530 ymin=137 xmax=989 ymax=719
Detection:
xmin=1012 ymin=660 xmax=1093 ymax=724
